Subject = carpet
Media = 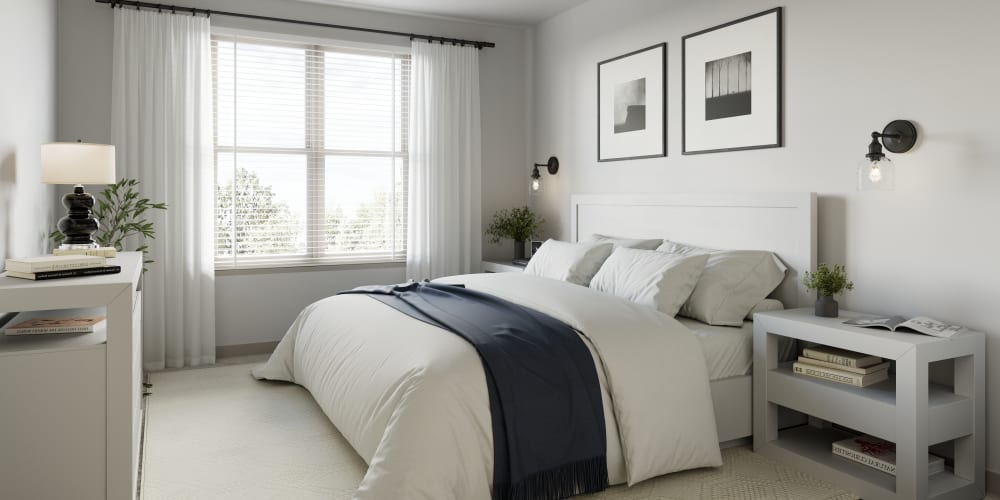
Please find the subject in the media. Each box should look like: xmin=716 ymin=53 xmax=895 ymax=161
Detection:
xmin=141 ymin=363 xmax=858 ymax=500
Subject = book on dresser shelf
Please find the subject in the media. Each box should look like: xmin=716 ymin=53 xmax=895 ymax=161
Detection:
xmin=51 ymin=246 xmax=117 ymax=258
xmin=4 ymin=255 xmax=106 ymax=273
xmin=832 ymin=434 xmax=945 ymax=476
xmin=843 ymin=316 xmax=966 ymax=338
xmin=4 ymin=266 xmax=122 ymax=281
xmin=2 ymin=310 xmax=106 ymax=335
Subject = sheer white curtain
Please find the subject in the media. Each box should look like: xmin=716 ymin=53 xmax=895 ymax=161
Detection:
xmin=111 ymin=8 xmax=215 ymax=370
xmin=406 ymin=41 xmax=482 ymax=280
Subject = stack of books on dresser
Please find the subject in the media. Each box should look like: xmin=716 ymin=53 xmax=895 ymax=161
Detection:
xmin=793 ymin=345 xmax=890 ymax=387
xmin=1 ymin=310 xmax=106 ymax=336
xmin=3 ymin=251 xmax=120 ymax=281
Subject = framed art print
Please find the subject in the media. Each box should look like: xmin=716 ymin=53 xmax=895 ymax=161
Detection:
xmin=682 ymin=8 xmax=782 ymax=155
xmin=598 ymin=43 xmax=666 ymax=162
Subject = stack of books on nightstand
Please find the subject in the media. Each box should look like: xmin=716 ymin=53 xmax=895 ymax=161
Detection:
xmin=3 ymin=254 xmax=121 ymax=281
xmin=832 ymin=434 xmax=945 ymax=476
xmin=793 ymin=345 xmax=890 ymax=387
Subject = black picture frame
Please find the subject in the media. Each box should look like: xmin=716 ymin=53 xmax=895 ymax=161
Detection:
xmin=528 ymin=240 xmax=544 ymax=257
xmin=682 ymin=7 xmax=783 ymax=155
xmin=597 ymin=43 xmax=667 ymax=162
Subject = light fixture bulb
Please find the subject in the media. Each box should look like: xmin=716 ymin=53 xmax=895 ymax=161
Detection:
xmin=857 ymin=156 xmax=895 ymax=191
xmin=531 ymin=178 xmax=540 ymax=191
xmin=868 ymin=161 xmax=882 ymax=183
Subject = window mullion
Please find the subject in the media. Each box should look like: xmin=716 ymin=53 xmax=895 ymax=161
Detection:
xmin=306 ymin=46 xmax=325 ymax=259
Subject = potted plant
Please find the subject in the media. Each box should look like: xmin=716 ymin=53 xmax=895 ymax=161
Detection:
xmin=51 ymin=178 xmax=167 ymax=270
xmin=802 ymin=263 xmax=854 ymax=317
xmin=485 ymin=206 xmax=544 ymax=261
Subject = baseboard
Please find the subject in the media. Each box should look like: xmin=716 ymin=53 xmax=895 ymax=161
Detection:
xmin=989 ymin=468 xmax=1000 ymax=495
xmin=216 ymin=341 xmax=279 ymax=359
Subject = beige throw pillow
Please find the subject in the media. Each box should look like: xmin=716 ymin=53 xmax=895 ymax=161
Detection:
xmin=657 ymin=240 xmax=787 ymax=326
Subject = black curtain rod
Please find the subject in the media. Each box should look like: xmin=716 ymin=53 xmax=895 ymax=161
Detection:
xmin=95 ymin=0 xmax=496 ymax=49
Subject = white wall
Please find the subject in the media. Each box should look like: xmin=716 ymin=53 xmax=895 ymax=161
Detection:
xmin=55 ymin=0 xmax=531 ymax=347
xmin=0 ymin=0 xmax=57 ymax=265
xmin=532 ymin=0 xmax=1000 ymax=472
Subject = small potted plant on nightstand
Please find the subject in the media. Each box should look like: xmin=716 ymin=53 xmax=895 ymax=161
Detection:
xmin=802 ymin=263 xmax=854 ymax=317
xmin=485 ymin=206 xmax=544 ymax=262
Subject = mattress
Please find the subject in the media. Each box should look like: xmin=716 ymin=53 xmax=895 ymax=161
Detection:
xmin=678 ymin=318 xmax=754 ymax=380
xmin=679 ymin=318 xmax=797 ymax=380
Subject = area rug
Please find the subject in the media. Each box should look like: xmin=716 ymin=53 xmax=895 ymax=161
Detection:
xmin=141 ymin=363 xmax=857 ymax=500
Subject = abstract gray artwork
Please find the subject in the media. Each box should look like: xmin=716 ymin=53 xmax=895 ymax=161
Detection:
xmin=613 ymin=77 xmax=646 ymax=133
xmin=704 ymin=51 xmax=751 ymax=120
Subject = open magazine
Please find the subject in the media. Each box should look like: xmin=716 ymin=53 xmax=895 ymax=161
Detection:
xmin=843 ymin=316 xmax=965 ymax=338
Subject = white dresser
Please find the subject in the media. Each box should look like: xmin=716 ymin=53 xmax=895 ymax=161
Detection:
xmin=0 ymin=252 xmax=144 ymax=500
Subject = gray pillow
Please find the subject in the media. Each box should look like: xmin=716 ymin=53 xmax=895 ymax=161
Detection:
xmin=588 ymin=233 xmax=662 ymax=250
xmin=746 ymin=298 xmax=785 ymax=320
xmin=657 ymin=240 xmax=787 ymax=326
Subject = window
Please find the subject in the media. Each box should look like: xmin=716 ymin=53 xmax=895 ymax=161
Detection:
xmin=212 ymin=34 xmax=409 ymax=269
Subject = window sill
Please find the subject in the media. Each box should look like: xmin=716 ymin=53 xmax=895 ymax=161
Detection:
xmin=215 ymin=258 xmax=404 ymax=276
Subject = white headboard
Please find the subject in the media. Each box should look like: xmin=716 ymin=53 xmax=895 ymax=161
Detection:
xmin=571 ymin=193 xmax=817 ymax=308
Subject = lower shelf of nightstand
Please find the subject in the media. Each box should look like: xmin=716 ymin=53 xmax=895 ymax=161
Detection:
xmin=758 ymin=425 xmax=974 ymax=500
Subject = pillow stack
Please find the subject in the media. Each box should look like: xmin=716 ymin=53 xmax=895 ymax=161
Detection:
xmin=522 ymin=235 xmax=786 ymax=324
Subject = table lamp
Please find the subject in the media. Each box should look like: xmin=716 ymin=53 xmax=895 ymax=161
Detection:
xmin=41 ymin=142 xmax=116 ymax=248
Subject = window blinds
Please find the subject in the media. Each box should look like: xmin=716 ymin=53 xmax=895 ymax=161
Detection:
xmin=212 ymin=34 xmax=410 ymax=269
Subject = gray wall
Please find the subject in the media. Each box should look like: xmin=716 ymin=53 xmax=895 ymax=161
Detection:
xmin=55 ymin=0 xmax=532 ymax=347
xmin=0 ymin=0 xmax=57 ymax=265
xmin=532 ymin=0 xmax=1000 ymax=472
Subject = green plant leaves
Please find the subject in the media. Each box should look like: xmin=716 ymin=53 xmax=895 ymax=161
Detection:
xmin=485 ymin=206 xmax=544 ymax=244
xmin=802 ymin=263 xmax=854 ymax=297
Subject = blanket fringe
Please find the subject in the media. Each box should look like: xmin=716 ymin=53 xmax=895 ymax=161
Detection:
xmin=493 ymin=455 xmax=609 ymax=500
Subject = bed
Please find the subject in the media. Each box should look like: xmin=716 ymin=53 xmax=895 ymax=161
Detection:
xmin=253 ymin=192 xmax=817 ymax=499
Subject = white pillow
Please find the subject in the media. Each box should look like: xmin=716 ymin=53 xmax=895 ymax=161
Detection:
xmin=588 ymin=233 xmax=662 ymax=250
xmin=590 ymin=247 xmax=708 ymax=317
xmin=657 ymin=240 xmax=787 ymax=326
xmin=523 ymin=240 xmax=614 ymax=286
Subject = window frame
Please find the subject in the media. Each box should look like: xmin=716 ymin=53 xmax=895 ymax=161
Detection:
xmin=212 ymin=31 xmax=410 ymax=270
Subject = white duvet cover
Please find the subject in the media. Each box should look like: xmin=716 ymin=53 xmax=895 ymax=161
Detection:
xmin=253 ymin=272 xmax=722 ymax=499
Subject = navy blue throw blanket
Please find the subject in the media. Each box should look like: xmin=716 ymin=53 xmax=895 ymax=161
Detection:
xmin=340 ymin=282 xmax=608 ymax=500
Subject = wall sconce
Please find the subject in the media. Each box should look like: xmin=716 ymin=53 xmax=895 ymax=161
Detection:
xmin=858 ymin=120 xmax=917 ymax=191
xmin=531 ymin=156 xmax=559 ymax=191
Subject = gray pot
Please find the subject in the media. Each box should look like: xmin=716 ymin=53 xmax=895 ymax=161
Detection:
xmin=514 ymin=240 xmax=526 ymax=260
xmin=815 ymin=294 xmax=839 ymax=318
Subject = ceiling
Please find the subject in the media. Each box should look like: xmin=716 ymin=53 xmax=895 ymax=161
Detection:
xmin=297 ymin=0 xmax=588 ymax=25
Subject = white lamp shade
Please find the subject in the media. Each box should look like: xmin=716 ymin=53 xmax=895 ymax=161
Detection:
xmin=40 ymin=142 xmax=116 ymax=185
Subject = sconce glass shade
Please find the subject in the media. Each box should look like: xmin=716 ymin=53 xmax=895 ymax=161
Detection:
xmin=531 ymin=178 xmax=540 ymax=191
xmin=530 ymin=166 xmax=541 ymax=191
xmin=858 ymin=156 xmax=895 ymax=191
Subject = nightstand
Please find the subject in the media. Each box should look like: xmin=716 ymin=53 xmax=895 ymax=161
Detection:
xmin=481 ymin=260 xmax=526 ymax=273
xmin=753 ymin=308 xmax=985 ymax=500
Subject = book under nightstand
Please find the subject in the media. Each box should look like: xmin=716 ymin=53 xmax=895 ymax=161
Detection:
xmin=753 ymin=308 xmax=985 ymax=500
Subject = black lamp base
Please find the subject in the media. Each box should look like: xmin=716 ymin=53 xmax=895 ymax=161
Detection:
xmin=57 ymin=185 xmax=100 ymax=248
